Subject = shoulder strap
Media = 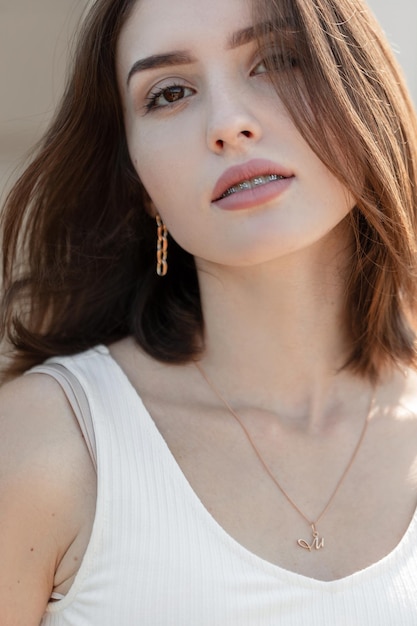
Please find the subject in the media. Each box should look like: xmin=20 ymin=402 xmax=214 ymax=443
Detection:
xmin=31 ymin=362 xmax=97 ymax=471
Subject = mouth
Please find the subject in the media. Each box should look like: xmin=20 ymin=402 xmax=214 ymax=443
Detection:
xmin=211 ymin=159 xmax=294 ymax=204
xmin=216 ymin=173 xmax=287 ymax=201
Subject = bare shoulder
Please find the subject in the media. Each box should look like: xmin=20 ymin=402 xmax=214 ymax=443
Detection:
xmin=0 ymin=372 xmax=96 ymax=624
xmin=0 ymin=371 xmax=94 ymax=472
xmin=109 ymin=335 xmax=159 ymax=371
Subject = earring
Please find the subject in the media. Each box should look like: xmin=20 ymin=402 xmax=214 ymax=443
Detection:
xmin=156 ymin=214 xmax=168 ymax=276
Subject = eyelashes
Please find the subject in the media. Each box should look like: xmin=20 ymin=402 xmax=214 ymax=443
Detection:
xmin=142 ymin=51 xmax=298 ymax=114
xmin=144 ymin=83 xmax=195 ymax=112
xmin=252 ymin=53 xmax=298 ymax=76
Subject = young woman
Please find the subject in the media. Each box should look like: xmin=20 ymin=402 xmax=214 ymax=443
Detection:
xmin=1 ymin=0 xmax=417 ymax=623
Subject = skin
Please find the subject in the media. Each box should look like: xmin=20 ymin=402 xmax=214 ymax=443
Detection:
xmin=0 ymin=374 xmax=96 ymax=625
xmin=1 ymin=0 xmax=417 ymax=622
xmin=118 ymin=0 xmax=355 ymax=269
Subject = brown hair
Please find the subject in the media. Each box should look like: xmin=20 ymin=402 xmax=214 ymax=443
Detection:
xmin=1 ymin=0 xmax=417 ymax=381
xmin=253 ymin=0 xmax=417 ymax=379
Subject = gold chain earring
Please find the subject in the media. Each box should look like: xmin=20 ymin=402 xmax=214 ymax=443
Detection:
xmin=156 ymin=214 xmax=168 ymax=276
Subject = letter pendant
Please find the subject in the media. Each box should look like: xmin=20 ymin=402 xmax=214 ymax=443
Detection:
xmin=297 ymin=524 xmax=325 ymax=552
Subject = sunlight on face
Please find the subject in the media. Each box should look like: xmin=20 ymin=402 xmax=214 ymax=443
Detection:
xmin=117 ymin=0 xmax=355 ymax=270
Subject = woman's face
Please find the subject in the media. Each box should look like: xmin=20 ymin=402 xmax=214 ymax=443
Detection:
xmin=117 ymin=0 xmax=355 ymax=269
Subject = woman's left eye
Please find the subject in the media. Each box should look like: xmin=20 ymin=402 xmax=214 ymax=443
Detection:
xmin=145 ymin=84 xmax=195 ymax=112
xmin=251 ymin=54 xmax=297 ymax=76
xmin=252 ymin=60 xmax=269 ymax=75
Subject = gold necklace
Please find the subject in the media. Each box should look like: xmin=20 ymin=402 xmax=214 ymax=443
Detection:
xmin=195 ymin=361 xmax=375 ymax=552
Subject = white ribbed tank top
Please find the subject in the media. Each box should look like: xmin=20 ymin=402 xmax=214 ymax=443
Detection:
xmin=36 ymin=346 xmax=417 ymax=625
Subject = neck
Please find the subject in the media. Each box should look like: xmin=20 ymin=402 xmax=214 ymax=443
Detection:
xmin=196 ymin=243 xmax=369 ymax=429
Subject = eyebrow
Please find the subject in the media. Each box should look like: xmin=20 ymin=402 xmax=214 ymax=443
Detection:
xmin=126 ymin=24 xmax=271 ymax=86
xmin=127 ymin=52 xmax=196 ymax=85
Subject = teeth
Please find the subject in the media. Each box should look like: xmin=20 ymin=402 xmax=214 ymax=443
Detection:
xmin=220 ymin=174 xmax=284 ymax=199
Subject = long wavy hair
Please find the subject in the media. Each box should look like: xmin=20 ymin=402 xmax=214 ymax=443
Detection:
xmin=1 ymin=0 xmax=417 ymax=381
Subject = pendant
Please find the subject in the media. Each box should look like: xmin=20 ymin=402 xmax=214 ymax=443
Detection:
xmin=297 ymin=523 xmax=325 ymax=551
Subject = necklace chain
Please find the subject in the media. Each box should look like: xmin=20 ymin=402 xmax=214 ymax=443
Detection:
xmin=194 ymin=361 xmax=375 ymax=551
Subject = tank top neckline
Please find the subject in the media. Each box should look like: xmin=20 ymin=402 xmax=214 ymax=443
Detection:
xmin=94 ymin=345 xmax=417 ymax=591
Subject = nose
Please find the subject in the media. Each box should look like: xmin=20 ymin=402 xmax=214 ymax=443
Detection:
xmin=206 ymin=91 xmax=263 ymax=154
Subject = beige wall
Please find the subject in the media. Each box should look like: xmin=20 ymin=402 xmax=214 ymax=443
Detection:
xmin=1 ymin=1 xmax=416 ymax=202
xmin=0 ymin=1 xmax=88 ymax=199
xmin=368 ymin=0 xmax=417 ymax=104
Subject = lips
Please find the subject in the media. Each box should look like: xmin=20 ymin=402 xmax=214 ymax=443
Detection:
xmin=212 ymin=159 xmax=294 ymax=204
xmin=216 ymin=173 xmax=286 ymax=199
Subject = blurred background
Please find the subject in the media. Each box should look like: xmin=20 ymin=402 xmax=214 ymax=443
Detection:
xmin=0 ymin=0 xmax=416 ymax=200
xmin=0 ymin=0 xmax=88 ymax=198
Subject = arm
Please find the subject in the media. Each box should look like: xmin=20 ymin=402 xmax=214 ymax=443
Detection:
xmin=0 ymin=373 xmax=96 ymax=625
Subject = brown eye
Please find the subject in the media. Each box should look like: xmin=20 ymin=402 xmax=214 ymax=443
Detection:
xmin=145 ymin=84 xmax=195 ymax=111
xmin=252 ymin=53 xmax=298 ymax=76
xmin=163 ymin=86 xmax=186 ymax=102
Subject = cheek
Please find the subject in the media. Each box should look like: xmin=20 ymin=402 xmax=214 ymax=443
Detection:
xmin=304 ymin=150 xmax=356 ymax=219
xmin=127 ymin=126 xmax=194 ymax=215
xmin=128 ymin=134 xmax=206 ymax=252
xmin=129 ymin=144 xmax=170 ymax=212
xmin=323 ymin=175 xmax=356 ymax=221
